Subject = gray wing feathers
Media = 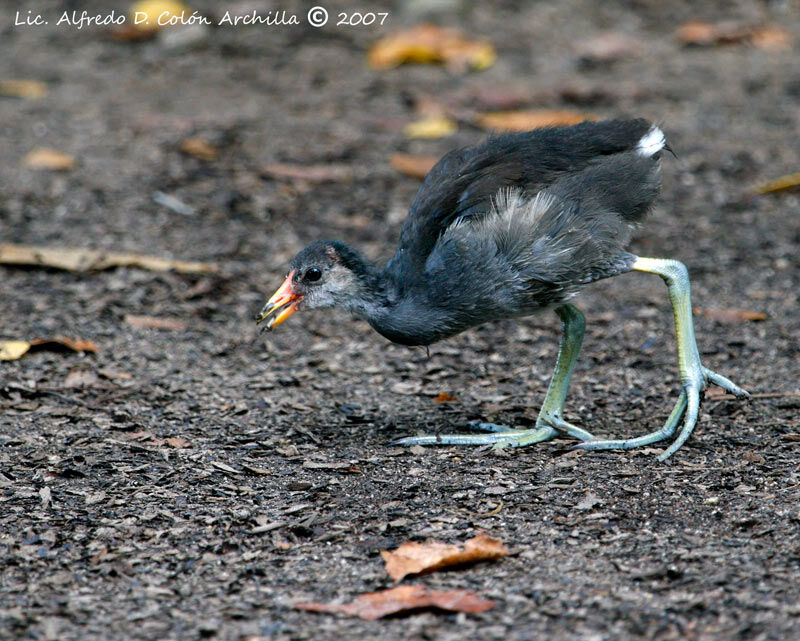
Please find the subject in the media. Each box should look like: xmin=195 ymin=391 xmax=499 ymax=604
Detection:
xmin=430 ymin=152 xmax=660 ymax=306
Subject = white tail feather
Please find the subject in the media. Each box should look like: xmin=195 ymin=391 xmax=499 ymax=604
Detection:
xmin=637 ymin=126 xmax=665 ymax=157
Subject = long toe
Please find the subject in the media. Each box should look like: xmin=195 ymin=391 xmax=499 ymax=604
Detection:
xmin=392 ymin=425 xmax=558 ymax=448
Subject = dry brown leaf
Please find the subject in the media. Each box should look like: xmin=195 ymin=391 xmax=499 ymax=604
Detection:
xmin=23 ymin=148 xmax=76 ymax=171
xmin=389 ymin=153 xmax=439 ymax=180
xmin=476 ymin=110 xmax=596 ymax=132
xmin=404 ymin=116 xmax=458 ymax=140
xmin=0 ymin=244 xmax=217 ymax=274
xmin=124 ymin=314 xmax=189 ymax=331
xmin=382 ymin=533 xmax=508 ymax=582
xmin=434 ymin=392 xmax=458 ymax=403
xmin=749 ymin=26 xmax=793 ymax=51
xmin=0 ymin=79 xmax=47 ymax=99
xmin=180 ymin=136 xmax=217 ymax=161
xmin=676 ymin=21 xmax=792 ymax=50
xmin=676 ymin=20 xmax=719 ymax=46
xmin=261 ymin=163 xmax=354 ymax=183
xmin=754 ymin=172 xmax=800 ymax=194
xmin=1 ymin=337 xmax=99 ymax=361
xmin=295 ymin=585 xmax=495 ymax=620
xmin=368 ymin=24 xmax=496 ymax=72
xmin=695 ymin=308 xmax=768 ymax=323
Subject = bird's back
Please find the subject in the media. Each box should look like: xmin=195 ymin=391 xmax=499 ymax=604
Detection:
xmin=373 ymin=119 xmax=665 ymax=345
xmin=386 ymin=118 xmax=660 ymax=286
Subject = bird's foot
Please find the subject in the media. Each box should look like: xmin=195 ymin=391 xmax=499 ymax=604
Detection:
xmin=392 ymin=413 xmax=595 ymax=450
xmin=575 ymin=365 xmax=749 ymax=461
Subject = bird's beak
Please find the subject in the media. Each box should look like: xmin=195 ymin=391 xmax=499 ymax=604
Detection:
xmin=256 ymin=270 xmax=302 ymax=330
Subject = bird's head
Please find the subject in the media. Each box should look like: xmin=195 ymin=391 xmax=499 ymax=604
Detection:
xmin=256 ymin=240 xmax=375 ymax=330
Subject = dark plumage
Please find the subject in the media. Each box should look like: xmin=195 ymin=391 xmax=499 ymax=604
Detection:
xmin=258 ymin=118 xmax=747 ymax=460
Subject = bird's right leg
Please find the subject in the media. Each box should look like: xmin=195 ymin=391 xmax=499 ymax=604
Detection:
xmin=392 ymin=303 xmax=594 ymax=449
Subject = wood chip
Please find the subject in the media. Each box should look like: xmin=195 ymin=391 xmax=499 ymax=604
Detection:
xmin=0 ymin=79 xmax=47 ymax=99
xmin=754 ymin=172 xmax=800 ymax=195
xmin=261 ymin=163 xmax=354 ymax=183
xmin=23 ymin=148 xmax=76 ymax=170
xmin=676 ymin=21 xmax=792 ymax=50
xmin=0 ymin=244 xmax=217 ymax=273
xmin=124 ymin=314 xmax=189 ymax=331
xmin=180 ymin=136 xmax=218 ymax=161
xmin=210 ymin=461 xmax=241 ymax=474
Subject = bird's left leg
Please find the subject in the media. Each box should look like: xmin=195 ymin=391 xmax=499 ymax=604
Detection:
xmin=392 ymin=303 xmax=594 ymax=449
xmin=577 ymin=257 xmax=748 ymax=460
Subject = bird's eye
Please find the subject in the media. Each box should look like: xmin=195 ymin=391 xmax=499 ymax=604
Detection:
xmin=305 ymin=267 xmax=322 ymax=282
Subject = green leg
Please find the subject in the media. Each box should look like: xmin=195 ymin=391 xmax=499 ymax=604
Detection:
xmin=577 ymin=257 xmax=748 ymax=461
xmin=393 ymin=304 xmax=594 ymax=449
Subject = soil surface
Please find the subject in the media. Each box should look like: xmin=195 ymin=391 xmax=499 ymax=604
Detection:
xmin=2 ymin=1 xmax=800 ymax=640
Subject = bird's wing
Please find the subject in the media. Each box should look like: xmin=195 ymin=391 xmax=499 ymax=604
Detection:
xmin=386 ymin=118 xmax=656 ymax=283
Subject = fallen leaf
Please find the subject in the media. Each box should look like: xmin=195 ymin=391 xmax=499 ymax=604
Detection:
xmin=675 ymin=20 xmax=719 ymax=46
xmin=23 ymin=148 xmax=76 ymax=171
xmin=434 ymin=392 xmax=458 ymax=403
xmin=676 ymin=20 xmax=792 ymax=50
xmin=749 ymin=26 xmax=793 ymax=50
xmin=754 ymin=172 xmax=800 ymax=194
xmin=695 ymin=308 xmax=768 ymax=323
xmin=1 ymin=336 xmax=100 ymax=361
xmin=124 ymin=314 xmax=189 ymax=331
xmin=0 ymin=79 xmax=47 ymax=99
xmin=382 ymin=533 xmax=508 ymax=582
xmin=0 ymin=244 xmax=217 ymax=273
xmin=475 ymin=110 xmax=596 ymax=132
xmin=574 ymin=492 xmax=604 ymax=511
xmin=164 ymin=437 xmax=191 ymax=448
xmin=0 ymin=341 xmax=31 ymax=361
xmin=404 ymin=116 xmax=458 ymax=139
xmin=295 ymin=585 xmax=494 ymax=620
xmin=180 ymin=136 xmax=217 ymax=161
xmin=261 ymin=163 xmax=354 ymax=183
xmin=389 ymin=153 xmax=439 ymax=180
xmin=368 ymin=24 xmax=496 ymax=72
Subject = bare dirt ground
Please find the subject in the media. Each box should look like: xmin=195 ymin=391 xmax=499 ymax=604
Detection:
xmin=2 ymin=1 xmax=800 ymax=639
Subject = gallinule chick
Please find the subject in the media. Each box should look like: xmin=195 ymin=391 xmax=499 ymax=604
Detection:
xmin=257 ymin=118 xmax=748 ymax=460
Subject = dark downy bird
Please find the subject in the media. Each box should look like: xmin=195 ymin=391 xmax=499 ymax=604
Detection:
xmin=257 ymin=119 xmax=748 ymax=460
